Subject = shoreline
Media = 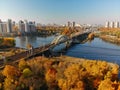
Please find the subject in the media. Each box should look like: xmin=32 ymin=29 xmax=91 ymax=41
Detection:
xmin=100 ymin=35 xmax=120 ymax=45
xmin=94 ymin=31 xmax=120 ymax=45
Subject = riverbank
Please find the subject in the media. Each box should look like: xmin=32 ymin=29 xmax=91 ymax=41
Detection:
xmin=94 ymin=28 xmax=120 ymax=45
xmin=0 ymin=56 xmax=119 ymax=90
xmin=100 ymin=35 xmax=120 ymax=45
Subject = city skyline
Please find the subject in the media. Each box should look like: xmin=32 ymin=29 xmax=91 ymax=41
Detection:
xmin=0 ymin=0 xmax=120 ymax=25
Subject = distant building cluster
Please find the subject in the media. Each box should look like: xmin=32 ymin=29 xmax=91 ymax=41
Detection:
xmin=67 ymin=21 xmax=76 ymax=27
xmin=0 ymin=19 xmax=83 ymax=36
xmin=105 ymin=21 xmax=119 ymax=28
xmin=18 ymin=20 xmax=36 ymax=34
xmin=0 ymin=19 xmax=36 ymax=35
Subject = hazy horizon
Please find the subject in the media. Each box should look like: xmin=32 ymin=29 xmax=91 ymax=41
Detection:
xmin=0 ymin=0 xmax=120 ymax=25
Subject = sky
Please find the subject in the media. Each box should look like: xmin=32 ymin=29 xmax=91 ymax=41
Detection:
xmin=0 ymin=0 xmax=120 ymax=25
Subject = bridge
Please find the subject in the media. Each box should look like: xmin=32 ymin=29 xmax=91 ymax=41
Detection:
xmin=0 ymin=30 xmax=92 ymax=66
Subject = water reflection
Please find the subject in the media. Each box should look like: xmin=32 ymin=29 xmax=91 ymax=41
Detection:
xmin=15 ymin=36 xmax=55 ymax=49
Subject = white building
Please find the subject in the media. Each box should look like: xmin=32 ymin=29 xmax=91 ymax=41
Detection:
xmin=0 ymin=24 xmax=3 ymax=33
xmin=18 ymin=20 xmax=25 ymax=33
xmin=0 ymin=20 xmax=3 ymax=33
xmin=2 ymin=22 xmax=7 ymax=33
xmin=24 ymin=20 xmax=29 ymax=33
xmin=7 ymin=19 xmax=12 ymax=33
xmin=114 ymin=22 xmax=119 ymax=28
xmin=0 ymin=19 xmax=12 ymax=33
xmin=110 ymin=22 xmax=114 ymax=28
xmin=28 ymin=21 xmax=36 ymax=32
xmin=12 ymin=21 xmax=15 ymax=32
xmin=105 ymin=21 xmax=109 ymax=28
xmin=0 ymin=22 xmax=7 ymax=33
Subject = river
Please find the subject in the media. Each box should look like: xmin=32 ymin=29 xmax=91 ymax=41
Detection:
xmin=15 ymin=36 xmax=55 ymax=48
xmin=15 ymin=36 xmax=120 ymax=65
xmin=65 ymin=38 xmax=120 ymax=65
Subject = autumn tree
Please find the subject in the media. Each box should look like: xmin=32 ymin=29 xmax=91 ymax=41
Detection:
xmin=4 ymin=78 xmax=16 ymax=90
xmin=45 ymin=68 xmax=57 ymax=89
xmin=19 ymin=59 xmax=28 ymax=71
xmin=98 ymin=79 xmax=114 ymax=90
xmin=2 ymin=65 xmax=20 ymax=79
xmin=3 ymin=65 xmax=21 ymax=90
xmin=58 ymin=64 xmax=86 ymax=90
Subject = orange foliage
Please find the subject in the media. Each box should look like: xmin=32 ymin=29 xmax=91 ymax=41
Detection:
xmin=2 ymin=65 xmax=20 ymax=79
xmin=88 ymin=33 xmax=94 ymax=40
xmin=1 ymin=38 xmax=15 ymax=47
xmin=45 ymin=68 xmax=57 ymax=88
xmin=93 ymin=78 xmax=101 ymax=88
xmin=45 ymin=68 xmax=57 ymax=82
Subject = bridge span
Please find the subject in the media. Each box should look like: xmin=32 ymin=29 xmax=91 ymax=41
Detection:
xmin=0 ymin=31 xmax=91 ymax=66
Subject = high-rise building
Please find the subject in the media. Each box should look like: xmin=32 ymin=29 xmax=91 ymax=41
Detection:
xmin=73 ymin=21 xmax=75 ymax=27
xmin=12 ymin=21 xmax=16 ymax=32
xmin=0 ymin=19 xmax=2 ymax=23
xmin=110 ymin=22 xmax=114 ymax=28
xmin=7 ymin=19 xmax=12 ymax=33
xmin=105 ymin=21 xmax=109 ymax=28
xmin=2 ymin=22 xmax=7 ymax=33
xmin=0 ymin=24 xmax=3 ymax=33
xmin=18 ymin=20 xmax=25 ymax=33
xmin=24 ymin=20 xmax=30 ymax=33
xmin=0 ymin=20 xmax=3 ymax=33
xmin=28 ymin=21 xmax=36 ymax=32
xmin=114 ymin=22 xmax=119 ymax=28
xmin=68 ymin=21 xmax=71 ymax=27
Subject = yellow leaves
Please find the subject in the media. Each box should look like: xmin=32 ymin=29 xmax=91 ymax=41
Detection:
xmin=88 ymin=33 xmax=94 ymax=40
xmin=3 ymin=37 xmax=14 ymax=41
xmin=82 ymin=60 xmax=109 ymax=77
xmin=26 ymin=43 xmax=32 ymax=49
xmin=64 ymin=64 xmax=80 ymax=82
xmin=99 ymin=27 xmax=120 ymax=38
xmin=45 ymin=68 xmax=57 ymax=83
xmin=110 ymin=64 xmax=119 ymax=75
xmin=76 ymin=81 xmax=85 ymax=90
xmin=58 ymin=79 xmax=66 ymax=89
xmin=104 ymin=71 xmax=112 ymax=80
xmin=1 ymin=37 xmax=15 ymax=47
xmin=4 ymin=78 xmax=16 ymax=90
xmin=19 ymin=59 xmax=28 ymax=71
xmin=58 ymin=64 xmax=86 ymax=90
xmin=62 ymin=27 xmax=70 ymax=35
xmin=2 ymin=65 xmax=20 ymax=79
xmin=1 ymin=56 xmax=120 ymax=90
xmin=98 ymin=79 xmax=114 ymax=90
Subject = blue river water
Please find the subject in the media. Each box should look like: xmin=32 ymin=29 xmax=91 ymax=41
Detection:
xmin=15 ymin=36 xmax=55 ymax=48
xmin=65 ymin=38 xmax=120 ymax=65
xmin=15 ymin=36 xmax=120 ymax=65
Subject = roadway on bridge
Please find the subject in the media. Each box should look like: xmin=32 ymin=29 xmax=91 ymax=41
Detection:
xmin=0 ymin=31 xmax=91 ymax=67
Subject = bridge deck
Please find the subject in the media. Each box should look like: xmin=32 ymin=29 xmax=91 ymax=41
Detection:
xmin=0 ymin=43 xmax=55 ymax=66
xmin=0 ymin=31 xmax=90 ymax=67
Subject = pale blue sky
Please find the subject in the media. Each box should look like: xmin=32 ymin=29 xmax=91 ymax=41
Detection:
xmin=0 ymin=0 xmax=120 ymax=25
